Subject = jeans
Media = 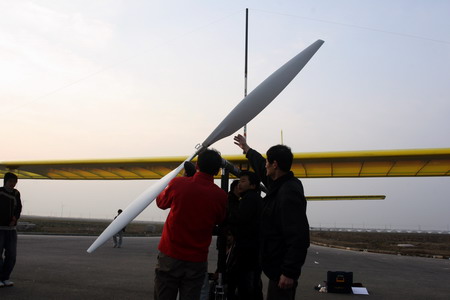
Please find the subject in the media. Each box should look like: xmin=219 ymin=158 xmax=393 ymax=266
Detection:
xmin=113 ymin=231 xmax=123 ymax=247
xmin=154 ymin=252 xmax=207 ymax=300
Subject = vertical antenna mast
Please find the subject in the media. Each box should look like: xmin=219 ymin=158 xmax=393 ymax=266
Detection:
xmin=243 ymin=8 xmax=249 ymax=139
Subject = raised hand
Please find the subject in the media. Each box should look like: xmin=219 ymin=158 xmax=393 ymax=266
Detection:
xmin=233 ymin=134 xmax=250 ymax=154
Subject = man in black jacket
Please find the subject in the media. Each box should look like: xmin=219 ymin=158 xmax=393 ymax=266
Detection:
xmin=0 ymin=172 xmax=22 ymax=287
xmin=227 ymin=171 xmax=263 ymax=300
xmin=234 ymin=134 xmax=309 ymax=300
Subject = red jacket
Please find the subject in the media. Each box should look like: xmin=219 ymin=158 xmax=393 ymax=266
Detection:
xmin=156 ymin=171 xmax=227 ymax=262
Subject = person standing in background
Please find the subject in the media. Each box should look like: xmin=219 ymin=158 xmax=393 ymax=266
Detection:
xmin=113 ymin=209 xmax=125 ymax=248
xmin=0 ymin=172 xmax=22 ymax=287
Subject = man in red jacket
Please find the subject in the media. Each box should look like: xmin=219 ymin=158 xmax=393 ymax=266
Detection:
xmin=154 ymin=149 xmax=227 ymax=300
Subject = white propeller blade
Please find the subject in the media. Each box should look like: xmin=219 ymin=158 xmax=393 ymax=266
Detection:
xmin=87 ymin=153 xmax=197 ymax=253
xmin=202 ymin=39 xmax=324 ymax=148
xmin=87 ymin=39 xmax=324 ymax=253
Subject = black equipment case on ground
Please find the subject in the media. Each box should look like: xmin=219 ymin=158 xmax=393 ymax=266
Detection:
xmin=327 ymin=271 xmax=353 ymax=293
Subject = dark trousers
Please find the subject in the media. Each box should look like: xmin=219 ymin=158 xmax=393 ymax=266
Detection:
xmin=227 ymin=269 xmax=263 ymax=300
xmin=226 ymin=248 xmax=263 ymax=300
xmin=266 ymin=278 xmax=298 ymax=300
xmin=0 ymin=230 xmax=17 ymax=281
xmin=154 ymin=252 xmax=207 ymax=300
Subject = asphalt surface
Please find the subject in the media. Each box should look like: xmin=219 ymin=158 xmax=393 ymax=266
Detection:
xmin=1 ymin=235 xmax=449 ymax=299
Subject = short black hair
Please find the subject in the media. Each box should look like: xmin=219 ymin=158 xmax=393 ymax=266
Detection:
xmin=4 ymin=172 xmax=18 ymax=185
xmin=266 ymin=144 xmax=293 ymax=172
xmin=230 ymin=179 xmax=239 ymax=191
xmin=184 ymin=161 xmax=197 ymax=177
xmin=239 ymin=170 xmax=260 ymax=189
xmin=197 ymin=148 xmax=222 ymax=175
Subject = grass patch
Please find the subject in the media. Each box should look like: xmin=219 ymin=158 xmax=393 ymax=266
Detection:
xmin=19 ymin=216 xmax=164 ymax=236
xmin=311 ymin=231 xmax=450 ymax=258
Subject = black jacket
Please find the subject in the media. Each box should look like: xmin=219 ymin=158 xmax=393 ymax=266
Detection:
xmin=227 ymin=192 xmax=240 ymax=237
xmin=0 ymin=187 xmax=22 ymax=227
xmin=246 ymin=148 xmax=310 ymax=281
xmin=235 ymin=189 xmax=262 ymax=269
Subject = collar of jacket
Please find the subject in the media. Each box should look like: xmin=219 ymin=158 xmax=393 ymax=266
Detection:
xmin=240 ymin=189 xmax=259 ymax=198
xmin=193 ymin=171 xmax=215 ymax=182
xmin=266 ymin=171 xmax=294 ymax=197
xmin=0 ymin=187 xmax=17 ymax=197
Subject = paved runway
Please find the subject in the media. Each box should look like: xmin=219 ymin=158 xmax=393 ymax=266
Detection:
xmin=1 ymin=235 xmax=449 ymax=299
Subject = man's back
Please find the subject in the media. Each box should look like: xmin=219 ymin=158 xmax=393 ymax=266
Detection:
xmin=157 ymin=171 xmax=227 ymax=262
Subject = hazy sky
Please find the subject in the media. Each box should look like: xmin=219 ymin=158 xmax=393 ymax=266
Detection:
xmin=1 ymin=0 xmax=449 ymax=230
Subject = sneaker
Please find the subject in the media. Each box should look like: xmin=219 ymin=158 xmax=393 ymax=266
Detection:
xmin=3 ymin=280 xmax=14 ymax=287
xmin=0 ymin=281 xmax=4 ymax=287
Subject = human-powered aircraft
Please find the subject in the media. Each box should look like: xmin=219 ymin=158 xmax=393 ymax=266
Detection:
xmin=2 ymin=148 xmax=449 ymax=180
xmin=1 ymin=39 xmax=449 ymax=253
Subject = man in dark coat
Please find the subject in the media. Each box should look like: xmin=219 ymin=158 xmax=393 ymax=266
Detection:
xmin=234 ymin=134 xmax=309 ymax=300
xmin=0 ymin=172 xmax=22 ymax=287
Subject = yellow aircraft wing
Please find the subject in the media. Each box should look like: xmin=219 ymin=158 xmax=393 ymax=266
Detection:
xmin=0 ymin=157 xmax=188 ymax=180
xmin=226 ymin=148 xmax=450 ymax=178
xmin=306 ymin=195 xmax=386 ymax=201
xmin=1 ymin=148 xmax=449 ymax=180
